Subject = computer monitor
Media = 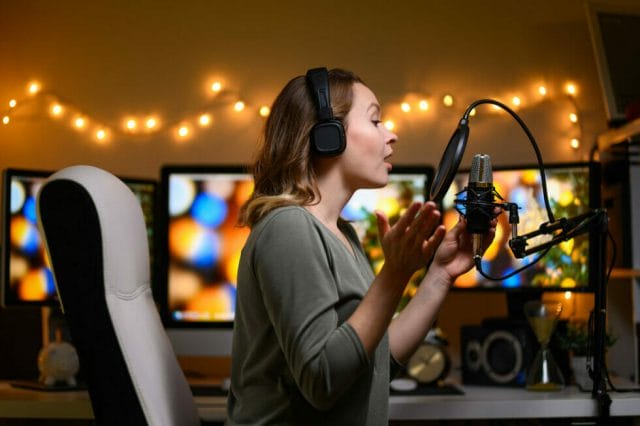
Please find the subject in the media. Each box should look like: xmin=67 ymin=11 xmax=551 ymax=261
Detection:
xmin=1 ymin=168 xmax=158 ymax=308
xmin=157 ymin=165 xmax=253 ymax=356
xmin=441 ymin=162 xmax=600 ymax=315
xmin=341 ymin=165 xmax=434 ymax=310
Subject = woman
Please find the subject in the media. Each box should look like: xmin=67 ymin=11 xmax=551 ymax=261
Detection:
xmin=226 ymin=68 xmax=495 ymax=425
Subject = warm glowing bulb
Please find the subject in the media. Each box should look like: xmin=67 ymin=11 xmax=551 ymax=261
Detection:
xmin=27 ymin=81 xmax=41 ymax=95
xmin=570 ymin=138 xmax=580 ymax=149
xmin=145 ymin=117 xmax=158 ymax=129
xmin=96 ymin=129 xmax=107 ymax=141
xmin=125 ymin=119 xmax=137 ymax=130
xmin=569 ymin=113 xmax=578 ymax=123
xmin=400 ymin=102 xmax=411 ymax=113
xmin=418 ymin=100 xmax=429 ymax=111
xmin=50 ymin=103 xmax=64 ymax=116
xmin=74 ymin=116 xmax=86 ymax=129
xmin=384 ymin=120 xmax=395 ymax=131
xmin=565 ymin=83 xmax=577 ymax=96
xmin=443 ymin=94 xmax=454 ymax=107
xmin=234 ymin=101 xmax=245 ymax=112
xmin=512 ymin=96 xmax=521 ymax=106
xmin=178 ymin=126 xmax=189 ymax=137
xmin=210 ymin=81 xmax=222 ymax=92
xmin=2 ymin=116 xmax=9 ymax=125
xmin=9 ymin=99 xmax=17 ymax=108
xmin=199 ymin=114 xmax=211 ymax=126
xmin=259 ymin=106 xmax=270 ymax=117
xmin=538 ymin=86 xmax=547 ymax=96
xmin=564 ymin=291 xmax=572 ymax=300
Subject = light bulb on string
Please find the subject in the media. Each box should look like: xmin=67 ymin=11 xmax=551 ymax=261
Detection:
xmin=259 ymin=106 xmax=270 ymax=117
xmin=198 ymin=114 xmax=212 ymax=127
xmin=27 ymin=81 xmax=41 ymax=95
xmin=570 ymin=138 xmax=580 ymax=149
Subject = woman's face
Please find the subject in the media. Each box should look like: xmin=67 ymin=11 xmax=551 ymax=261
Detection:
xmin=340 ymin=82 xmax=398 ymax=191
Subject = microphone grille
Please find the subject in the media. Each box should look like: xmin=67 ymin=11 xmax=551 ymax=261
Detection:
xmin=470 ymin=154 xmax=492 ymax=183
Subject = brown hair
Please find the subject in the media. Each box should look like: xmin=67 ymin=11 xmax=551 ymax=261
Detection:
xmin=239 ymin=68 xmax=364 ymax=227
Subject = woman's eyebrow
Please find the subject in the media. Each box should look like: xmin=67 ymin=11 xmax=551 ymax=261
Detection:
xmin=367 ymin=103 xmax=381 ymax=114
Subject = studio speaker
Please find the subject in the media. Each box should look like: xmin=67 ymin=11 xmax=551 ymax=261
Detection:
xmin=461 ymin=321 xmax=537 ymax=387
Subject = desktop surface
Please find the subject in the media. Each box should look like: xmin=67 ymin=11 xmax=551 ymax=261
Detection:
xmin=2 ymin=379 xmax=640 ymax=423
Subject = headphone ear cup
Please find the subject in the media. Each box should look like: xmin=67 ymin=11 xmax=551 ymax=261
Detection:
xmin=310 ymin=120 xmax=346 ymax=156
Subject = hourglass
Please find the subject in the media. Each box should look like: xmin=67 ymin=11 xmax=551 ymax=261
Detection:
xmin=524 ymin=300 xmax=565 ymax=391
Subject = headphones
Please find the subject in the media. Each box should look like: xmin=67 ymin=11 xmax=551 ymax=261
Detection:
xmin=305 ymin=67 xmax=346 ymax=156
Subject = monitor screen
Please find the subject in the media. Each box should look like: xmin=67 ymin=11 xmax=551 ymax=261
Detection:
xmin=1 ymin=168 xmax=157 ymax=307
xmin=158 ymin=165 xmax=253 ymax=328
xmin=341 ymin=165 xmax=434 ymax=309
xmin=441 ymin=162 xmax=600 ymax=292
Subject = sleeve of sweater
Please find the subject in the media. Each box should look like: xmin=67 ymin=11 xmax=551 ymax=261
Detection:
xmin=250 ymin=208 xmax=371 ymax=411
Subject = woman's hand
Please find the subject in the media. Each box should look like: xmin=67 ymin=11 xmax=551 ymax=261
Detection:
xmin=431 ymin=214 xmax=498 ymax=282
xmin=375 ymin=201 xmax=446 ymax=281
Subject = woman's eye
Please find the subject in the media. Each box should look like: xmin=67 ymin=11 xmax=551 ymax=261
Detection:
xmin=372 ymin=120 xmax=382 ymax=126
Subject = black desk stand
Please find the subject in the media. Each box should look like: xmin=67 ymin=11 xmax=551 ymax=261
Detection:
xmin=509 ymin=208 xmax=611 ymax=423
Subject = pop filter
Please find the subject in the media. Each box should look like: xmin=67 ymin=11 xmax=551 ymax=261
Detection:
xmin=429 ymin=117 xmax=469 ymax=203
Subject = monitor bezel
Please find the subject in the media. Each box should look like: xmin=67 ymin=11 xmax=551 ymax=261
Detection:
xmin=445 ymin=161 xmax=601 ymax=295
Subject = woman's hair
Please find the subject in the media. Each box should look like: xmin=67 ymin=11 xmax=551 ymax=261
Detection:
xmin=238 ymin=68 xmax=364 ymax=227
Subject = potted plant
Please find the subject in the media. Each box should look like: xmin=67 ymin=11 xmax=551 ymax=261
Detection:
xmin=556 ymin=320 xmax=617 ymax=390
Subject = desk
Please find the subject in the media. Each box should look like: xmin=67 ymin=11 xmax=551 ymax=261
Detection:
xmin=2 ymin=381 xmax=640 ymax=423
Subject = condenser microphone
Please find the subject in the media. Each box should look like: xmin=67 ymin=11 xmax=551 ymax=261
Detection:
xmin=465 ymin=154 xmax=495 ymax=259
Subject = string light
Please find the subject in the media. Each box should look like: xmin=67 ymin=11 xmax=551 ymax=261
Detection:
xmin=198 ymin=114 xmax=212 ymax=126
xmin=73 ymin=116 xmax=87 ymax=129
xmin=565 ymin=82 xmax=577 ymax=96
xmin=1 ymin=77 xmax=584 ymax=151
xmin=145 ymin=117 xmax=158 ymax=130
xmin=259 ymin=106 xmax=270 ymax=117
xmin=210 ymin=81 xmax=222 ymax=93
xmin=50 ymin=103 xmax=64 ymax=117
xmin=125 ymin=118 xmax=137 ymax=132
xmin=234 ymin=101 xmax=245 ymax=112
xmin=570 ymin=138 xmax=580 ymax=149
xmin=569 ymin=112 xmax=578 ymax=123
xmin=27 ymin=81 xmax=41 ymax=95
xmin=95 ymin=128 xmax=108 ymax=142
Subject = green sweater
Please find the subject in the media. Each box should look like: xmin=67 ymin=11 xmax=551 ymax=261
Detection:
xmin=226 ymin=206 xmax=400 ymax=425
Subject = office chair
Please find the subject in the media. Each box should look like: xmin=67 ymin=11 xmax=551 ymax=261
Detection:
xmin=37 ymin=165 xmax=200 ymax=426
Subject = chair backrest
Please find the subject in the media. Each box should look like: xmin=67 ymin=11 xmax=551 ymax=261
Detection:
xmin=37 ymin=165 xmax=199 ymax=426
